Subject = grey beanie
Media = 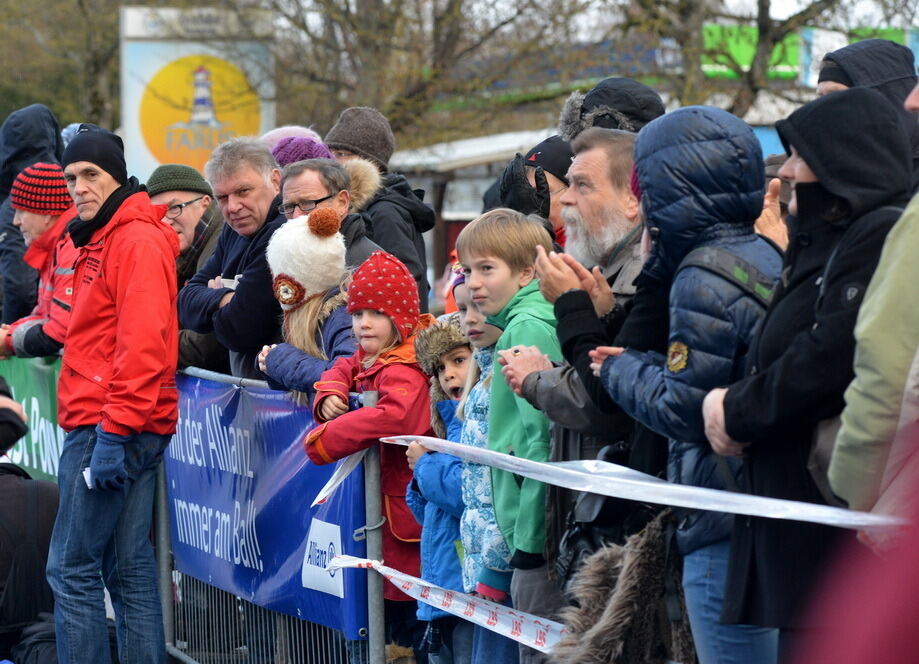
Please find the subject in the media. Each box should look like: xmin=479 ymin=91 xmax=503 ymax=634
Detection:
xmin=324 ymin=107 xmax=395 ymax=170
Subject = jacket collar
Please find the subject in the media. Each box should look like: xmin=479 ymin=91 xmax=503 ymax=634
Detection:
xmin=486 ymin=280 xmax=542 ymax=331
xmin=355 ymin=313 xmax=436 ymax=374
xmin=78 ymin=192 xmax=178 ymax=257
xmin=601 ymin=225 xmax=642 ymax=280
xmin=23 ymin=206 xmax=77 ymax=270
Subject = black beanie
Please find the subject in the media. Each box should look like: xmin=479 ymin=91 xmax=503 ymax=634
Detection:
xmin=524 ymin=135 xmax=574 ymax=184
xmin=817 ymin=60 xmax=854 ymax=87
xmin=61 ymin=124 xmax=127 ymax=185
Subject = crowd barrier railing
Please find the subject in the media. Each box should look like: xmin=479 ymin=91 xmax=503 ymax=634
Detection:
xmin=1 ymin=358 xmax=385 ymax=664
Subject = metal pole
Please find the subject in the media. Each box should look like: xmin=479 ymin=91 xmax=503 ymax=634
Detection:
xmin=180 ymin=366 xmax=269 ymax=389
xmin=156 ymin=463 xmax=176 ymax=649
xmin=362 ymin=391 xmax=386 ymax=664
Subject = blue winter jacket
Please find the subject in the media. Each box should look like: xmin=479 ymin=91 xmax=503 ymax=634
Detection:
xmin=600 ymin=106 xmax=782 ymax=554
xmin=178 ymin=202 xmax=286 ymax=378
xmin=262 ymin=297 xmax=356 ymax=403
xmin=406 ymin=400 xmax=465 ymax=621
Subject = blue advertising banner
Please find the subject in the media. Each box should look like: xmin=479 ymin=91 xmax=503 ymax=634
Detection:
xmin=165 ymin=374 xmax=368 ymax=638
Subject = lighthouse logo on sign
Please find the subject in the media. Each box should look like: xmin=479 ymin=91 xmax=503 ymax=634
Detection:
xmin=190 ymin=67 xmax=219 ymax=126
xmin=139 ymin=54 xmax=261 ymax=172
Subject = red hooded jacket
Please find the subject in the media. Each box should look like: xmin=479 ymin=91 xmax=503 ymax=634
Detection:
xmin=306 ymin=314 xmax=435 ymax=600
xmin=5 ymin=207 xmax=79 ymax=354
xmin=58 ymin=192 xmax=180 ymax=435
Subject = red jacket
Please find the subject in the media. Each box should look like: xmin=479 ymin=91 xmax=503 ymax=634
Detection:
xmin=5 ymin=207 xmax=79 ymax=354
xmin=306 ymin=314 xmax=435 ymax=599
xmin=58 ymin=192 xmax=180 ymax=436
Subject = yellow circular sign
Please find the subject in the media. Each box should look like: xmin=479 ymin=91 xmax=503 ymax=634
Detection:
xmin=139 ymin=54 xmax=261 ymax=172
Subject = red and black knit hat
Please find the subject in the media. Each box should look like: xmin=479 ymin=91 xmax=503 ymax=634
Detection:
xmin=347 ymin=251 xmax=421 ymax=341
xmin=11 ymin=163 xmax=72 ymax=215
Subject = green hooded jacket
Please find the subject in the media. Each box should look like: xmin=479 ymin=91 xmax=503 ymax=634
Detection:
xmin=486 ymin=280 xmax=563 ymax=557
xmin=830 ymin=195 xmax=919 ymax=511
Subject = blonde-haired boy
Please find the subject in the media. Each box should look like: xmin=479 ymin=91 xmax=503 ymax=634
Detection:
xmin=456 ymin=208 xmax=564 ymax=663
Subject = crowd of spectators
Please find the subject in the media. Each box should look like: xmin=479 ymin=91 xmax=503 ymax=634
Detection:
xmin=0 ymin=36 xmax=918 ymax=664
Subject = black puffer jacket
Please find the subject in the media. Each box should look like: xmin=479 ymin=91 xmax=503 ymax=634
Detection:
xmin=721 ymin=87 xmax=913 ymax=629
xmin=362 ymin=173 xmax=435 ymax=311
xmin=822 ymin=38 xmax=919 ymax=188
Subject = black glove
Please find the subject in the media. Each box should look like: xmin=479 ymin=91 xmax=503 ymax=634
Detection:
xmin=498 ymin=153 xmax=550 ymax=219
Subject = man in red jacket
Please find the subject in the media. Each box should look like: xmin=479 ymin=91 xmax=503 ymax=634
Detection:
xmin=0 ymin=162 xmax=77 ymax=358
xmin=45 ymin=124 xmax=179 ymax=664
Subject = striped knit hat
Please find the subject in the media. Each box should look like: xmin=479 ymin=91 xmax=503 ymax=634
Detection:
xmin=11 ymin=163 xmax=71 ymax=215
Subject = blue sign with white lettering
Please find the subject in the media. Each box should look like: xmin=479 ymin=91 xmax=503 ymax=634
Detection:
xmin=165 ymin=374 xmax=368 ymax=638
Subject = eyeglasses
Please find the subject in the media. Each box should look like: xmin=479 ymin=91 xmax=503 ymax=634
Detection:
xmin=277 ymin=192 xmax=339 ymax=218
xmin=165 ymin=196 xmax=205 ymax=220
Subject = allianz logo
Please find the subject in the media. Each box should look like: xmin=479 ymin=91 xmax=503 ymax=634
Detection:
xmin=305 ymin=538 xmax=337 ymax=577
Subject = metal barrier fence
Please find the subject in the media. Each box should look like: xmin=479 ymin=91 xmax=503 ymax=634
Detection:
xmin=155 ymin=368 xmax=383 ymax=664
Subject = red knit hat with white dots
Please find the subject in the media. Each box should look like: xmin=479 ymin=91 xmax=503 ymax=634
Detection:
xmin=11 ymin=163 xmax=72 ymax=216
xmin=347 ymin=251 xmax=421 ymax=341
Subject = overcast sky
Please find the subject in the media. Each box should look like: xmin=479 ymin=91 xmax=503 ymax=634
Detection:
xmin=725 ymin=0 xmax=897 ymax=24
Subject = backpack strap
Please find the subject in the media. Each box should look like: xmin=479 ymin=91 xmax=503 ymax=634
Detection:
xmin=676 ymin=245 xmax=777 ymax=309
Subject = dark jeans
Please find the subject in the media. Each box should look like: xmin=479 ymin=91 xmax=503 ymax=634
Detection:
xmin=0 ymin=197 xmax=37 ymax=323
xmin=424 ymin=616 xmax=473 ymax=664
xmin=46 ymin=425 xmax=170 ymax=664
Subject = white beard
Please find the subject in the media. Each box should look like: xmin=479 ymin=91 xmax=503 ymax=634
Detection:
xmin=562 ymin=205 xmax=635 ymax=269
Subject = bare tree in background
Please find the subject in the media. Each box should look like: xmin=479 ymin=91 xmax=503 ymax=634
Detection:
xmin=616 ymin=0 xmax=918 ymax=117
xmin=618 ymin=0 xmax=848 ymax=115
xmin=240 ymin=0 xmax=601 ymax=142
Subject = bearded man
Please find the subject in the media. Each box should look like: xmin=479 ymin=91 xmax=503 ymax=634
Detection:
xmin=497 ymin=127 xmax=659 ymax=584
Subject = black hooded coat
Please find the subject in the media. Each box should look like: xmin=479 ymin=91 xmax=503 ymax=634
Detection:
xmin=557 ymin=77 xmax=665 ymax=141
xmin=822 ymin=39 xmax=919 ymax=189
xmin=362 ymin=173 xmax=435 ymax=312
xmin=0 ymin=104 xmax=64 ymax=323
xmin=719 ymin=88 xmax=913 ymax=629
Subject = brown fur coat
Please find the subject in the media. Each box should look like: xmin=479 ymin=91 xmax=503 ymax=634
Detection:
xmin=552 ymin=510 xmax=696 ymax=664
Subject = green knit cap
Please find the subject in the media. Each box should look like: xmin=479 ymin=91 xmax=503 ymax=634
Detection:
xmin=146 ymin=164 xmax=213 ymax=198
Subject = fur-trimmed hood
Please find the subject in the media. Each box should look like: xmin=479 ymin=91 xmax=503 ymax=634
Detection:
xmin=553 ymin=510 xmax=695 ymax=664
xmin=414 ymin=314 xmax=466 ymax=376
xmin=558 ymin=77 xmax=665 ymax=141
xmin=344 ymin=156 xmax=383 ymax=212
xmin=414 ymin=314 xmax=469 ymax=438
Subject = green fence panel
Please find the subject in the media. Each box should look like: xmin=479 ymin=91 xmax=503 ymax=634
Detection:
xmin=0 ymin=356 xmax=64 ymax=481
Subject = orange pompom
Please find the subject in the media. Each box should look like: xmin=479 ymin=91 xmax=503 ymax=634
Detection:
xmin=308 ymin=207 xmax=341 ymax=237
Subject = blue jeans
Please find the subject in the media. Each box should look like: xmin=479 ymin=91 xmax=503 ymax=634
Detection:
xmin=471 ymin=596 xmax=518 ymax=664
xmin=46 ymin=425 xmax=171 ymax=664
xmin=682 ymin=539 xmax=778 ymax=664
xmin=427 ymin=617 xmax=473 ymax=664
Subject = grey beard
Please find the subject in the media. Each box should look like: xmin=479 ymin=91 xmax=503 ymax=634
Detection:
xmin=563 ymin=206 xmax=635 ymax=270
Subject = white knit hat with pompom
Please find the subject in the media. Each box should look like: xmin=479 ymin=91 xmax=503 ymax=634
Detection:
xmin=266 ymin=207 xmax=346 ymax=312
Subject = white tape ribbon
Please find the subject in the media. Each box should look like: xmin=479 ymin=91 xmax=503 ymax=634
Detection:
xmin=382 ymin=435 xmax=907 ymax=531
xmin=311 ymin=448 xmax=368 ymax=507
xmin=327 ymin=555 xmax=568 ymax=653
